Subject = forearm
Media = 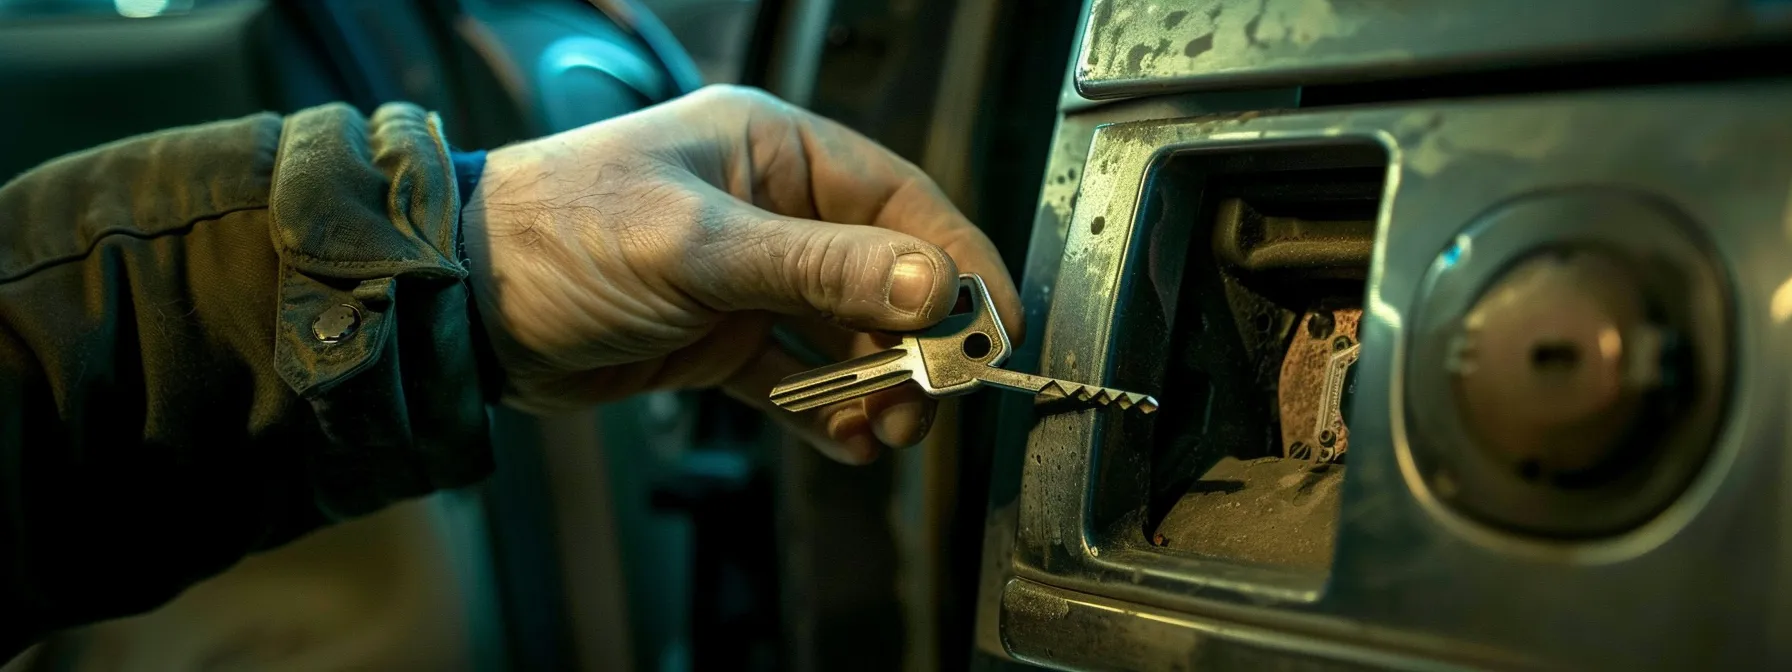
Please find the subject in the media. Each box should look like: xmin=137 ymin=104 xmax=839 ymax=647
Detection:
xmin=0 ymin=103 xmax=493 ymax=656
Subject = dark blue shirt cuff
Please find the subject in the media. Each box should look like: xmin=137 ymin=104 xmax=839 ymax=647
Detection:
xmin=449 ymin=149 xmax=503 ymax=401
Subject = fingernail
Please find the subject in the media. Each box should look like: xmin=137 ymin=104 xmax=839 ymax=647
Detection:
xmin=887 ymin=253 xmax=937 ymax=315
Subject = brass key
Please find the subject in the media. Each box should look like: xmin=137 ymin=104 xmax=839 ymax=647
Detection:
xmin=769 ymin=274 xmax=1158 ymax=413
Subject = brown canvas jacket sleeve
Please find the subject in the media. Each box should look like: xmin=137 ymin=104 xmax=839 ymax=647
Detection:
xmin=0 ymin=102 xmax=494 ymax=658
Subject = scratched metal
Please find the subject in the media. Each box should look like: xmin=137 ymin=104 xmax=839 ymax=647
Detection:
xmin=1003 ymin=84 xmax=1792 ymax=670
xmin=1002 ymin=577 xmax=1449 ymax=671
xmin=1073 ymin=0 xmax=1792 ymax=99
xmin=972 ymin=87 xmax=1300 ymax=663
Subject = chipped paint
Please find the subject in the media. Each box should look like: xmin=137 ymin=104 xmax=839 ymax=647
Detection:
xmin=1204 ymin=0 xmax=1263 ymax=67
xmin=1254 ymin=0 xmax=1363 ymax=47
xmin=1095 ymin=0 xmax=1293 ymax=75
xmin=1183 ymin=33 xmax=1214 ymax=58
xmin=1076 ymin=0 xmax=1753 ymax=100
xmin=1039 ymin=124 xmax=1097 ymax=228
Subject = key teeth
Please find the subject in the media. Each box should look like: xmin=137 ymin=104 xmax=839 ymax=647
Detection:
xmin=1131 ymin=394 xmax=1160 ymax=414
xmin=1035 ymin=382 xmax=1159 ymax=414
xmin=1098 ymin=389 xmax=1159 ymax=414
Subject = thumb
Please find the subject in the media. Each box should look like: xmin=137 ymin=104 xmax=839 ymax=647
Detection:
xmin=676 ymin=199 xmax=960 ymax=332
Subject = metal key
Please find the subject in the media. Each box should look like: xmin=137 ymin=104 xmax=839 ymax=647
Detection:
xmin=769 ymin=274 xmax=1159 ymax=413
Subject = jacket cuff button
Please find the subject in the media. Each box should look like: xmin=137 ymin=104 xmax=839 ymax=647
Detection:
xmin=312 ymin=304 xmax=362 ymax=344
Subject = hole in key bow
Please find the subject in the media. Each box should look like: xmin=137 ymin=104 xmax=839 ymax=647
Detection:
xmin=962 ymin=332 xmax=993 ymax=360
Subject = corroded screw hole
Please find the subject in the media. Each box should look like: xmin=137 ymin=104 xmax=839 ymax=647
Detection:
xmin=1308 ymin=311 xmax=1335 ymax=339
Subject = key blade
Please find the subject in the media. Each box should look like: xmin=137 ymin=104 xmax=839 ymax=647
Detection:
xmin=976 ymin=367 xmax=1159 ymax=414
xmin=770 ymin=348 xmax=916 ymax=412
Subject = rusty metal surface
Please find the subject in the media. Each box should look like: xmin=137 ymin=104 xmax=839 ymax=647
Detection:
xmin=1279 ymin=308 xmax=1361 ymax=463
xmin=1005 ymin=83 xmax=1792 ymax=670
xmin=1072 ymin=0 xmax=1792 ymax=100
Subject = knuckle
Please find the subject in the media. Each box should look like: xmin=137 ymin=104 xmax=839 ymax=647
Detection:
xmin=787 ymin=226 xmax=852 ymax=310
xmin=697 ymin=83 xmax=781 ymax=111
xmin=926 ymin=224 xmax=977 ymax=260
xmin=687 ymin=211 xmax=829 ymax=311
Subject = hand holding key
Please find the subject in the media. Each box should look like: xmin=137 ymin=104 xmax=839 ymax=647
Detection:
xmin=463 ymin=85 xmax=1022 ymax=465
xmin=771 ymin=275 xmax=1157 ymax=415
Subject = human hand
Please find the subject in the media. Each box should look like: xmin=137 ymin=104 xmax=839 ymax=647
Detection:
xmin=461 ymin=85 xmax=1022 ymax=464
